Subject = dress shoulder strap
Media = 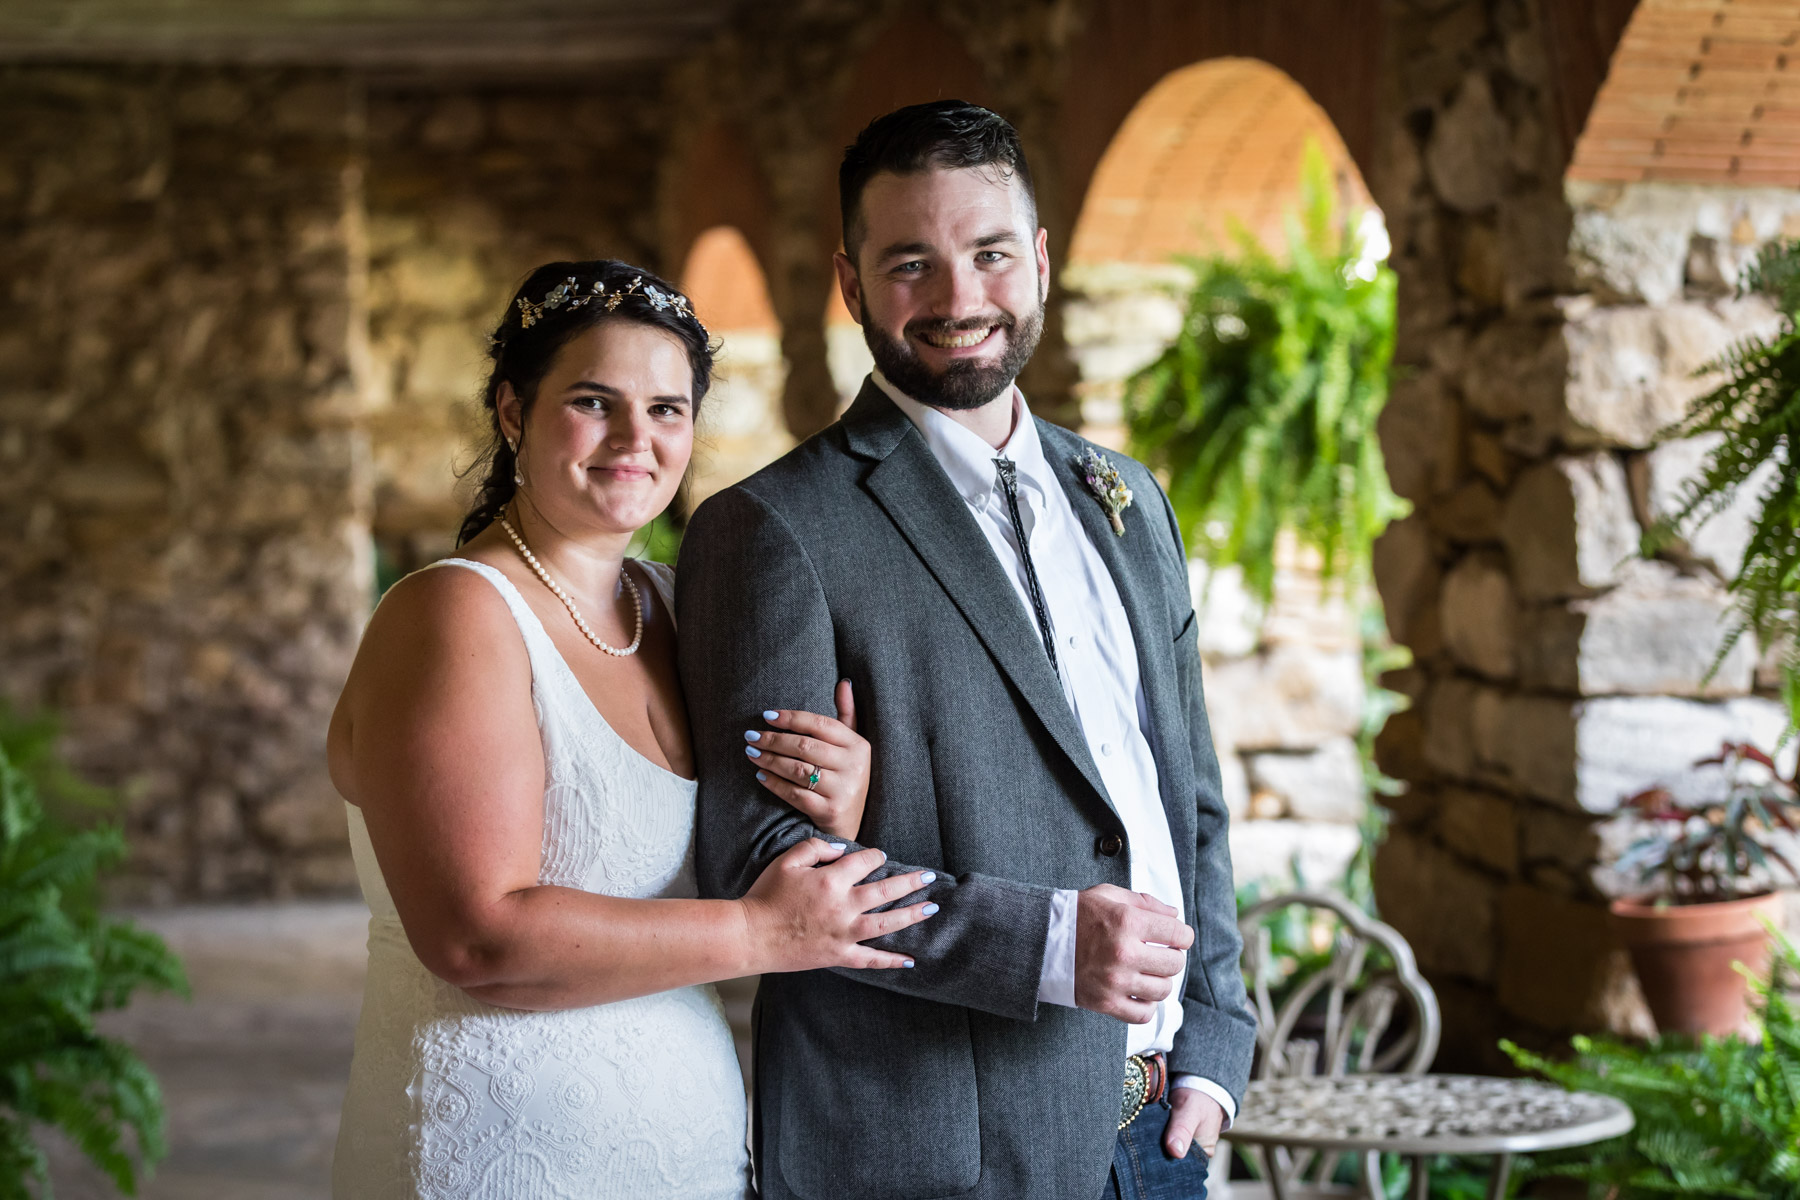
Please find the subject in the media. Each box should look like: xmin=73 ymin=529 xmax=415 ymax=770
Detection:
xmin=424 ymin=556 xmax=558 ymax=656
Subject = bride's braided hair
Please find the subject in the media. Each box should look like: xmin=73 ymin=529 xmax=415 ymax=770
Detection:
xmin=458 ymin=259 xmax=715 ymax=547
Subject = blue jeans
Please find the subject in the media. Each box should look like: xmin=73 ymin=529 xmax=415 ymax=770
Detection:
xmin=1105 ymin=1098 xmax=1211 ymax=1199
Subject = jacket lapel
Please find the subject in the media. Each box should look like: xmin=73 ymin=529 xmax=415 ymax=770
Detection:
xmin=842 ymin=382 xmax=1118 ymax=822
xmin=1041 ymin=422 xmax=1196 ymax=854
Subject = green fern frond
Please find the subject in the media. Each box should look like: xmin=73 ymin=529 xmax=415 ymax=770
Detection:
xmin=1123 ymin=138 xmax=1403 ymax=604
xmin=0 ymin=713 xmax=185 ymax=1197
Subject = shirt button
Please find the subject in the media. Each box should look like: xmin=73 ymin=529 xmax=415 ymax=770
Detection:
xmin=1066 ymin=634 xmax=1080 ymax=648
xmin=1097 ymin=833 xmax=1124 ymax=858
xmin=1100 ymin=742 xmax=1114 ymax=757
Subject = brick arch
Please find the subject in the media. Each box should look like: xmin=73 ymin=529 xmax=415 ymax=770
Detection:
xmin=1055 ymin=0 xmax=1382 ymax=232
xmin=1068 ymin=56 xmax=1373 ymax=267
xmin=1568 ymin=0 xmax=1800 ymax=185
xmin=660 ymin=119 xmax=774 ymax=285
xmin=679 ymin=225 xmax=779 ymax=336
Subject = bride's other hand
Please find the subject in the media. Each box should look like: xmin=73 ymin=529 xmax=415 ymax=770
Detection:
xmin=747 ymin=679 xmax=869 ymax=841
xmin=741 ymin=839 xmax=937 ymax=973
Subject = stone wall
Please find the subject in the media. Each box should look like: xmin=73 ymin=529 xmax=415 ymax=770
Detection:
xmin=1370 ymin=0 xmax=1796 ymax=1066
xmin=363 ymin=84 xmax=664 ymax=575
xmin=0 ymin=66 xmax=369 ymax=900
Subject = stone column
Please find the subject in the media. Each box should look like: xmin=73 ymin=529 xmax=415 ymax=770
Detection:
xmin=0 ymin=66 xmax=371 ymax=899
xmin=1371 ymin=0 xmax=1793 ymax=1066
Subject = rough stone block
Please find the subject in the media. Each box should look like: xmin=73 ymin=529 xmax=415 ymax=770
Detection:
xmin=1378 ymin=371 xmax=1459 ymax=503
xmin=1439 ymin=555 xmax=1517 ymax=680
xmin=1473 ymin=692 xmax=1577 ymax=805
xmin=1497 ymin=884 xmax=1653 ymax=1036
xmin=1500 ymin=454 xmax=1639 ymax=601
xmin=1245 ymin=738 xmax=1366 ymax=824
xmin=1372 ymin=513 xmax=1438 ymax=646
xmin=1563 ymin=297 xmax=1781 ymax=448
xmin=1425 ymin=74 xmax=1509 ymax=213
xmin=1573 ymin=695 xmax=1796 ymax=814
xmin=1203 ymin=646 xmax=1365 ymax=752
xmin=1229 ymin=819 xmax=1362 ymax=891
xmin=1569 ymin=560 xmax=1755 ymax=696
xmin=1425 ymin=479 xmax=1502 ymax=545
xmin=1460 ymin=319 xmax=1566 ymax=435
xmin=1373 ymin=706 xmax=1429 ymax=787
xmin=1373 ymin=828 xmax=1498 ymax=982
xmin=1438 ymin=787 xmax=1518 ymax=875
xmin=1631 ymin=433 xmax=1776 ymax=581
xmin=1421 ymin=676 xmax=1480 ymax=782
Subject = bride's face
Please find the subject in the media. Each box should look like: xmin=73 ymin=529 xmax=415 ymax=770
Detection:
xmin=505 ymin=320 xmax=696 ymax=539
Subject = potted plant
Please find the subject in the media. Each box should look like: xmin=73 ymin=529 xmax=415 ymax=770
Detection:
xmin=1609 ymin=740 xmax=1800 ymax=1036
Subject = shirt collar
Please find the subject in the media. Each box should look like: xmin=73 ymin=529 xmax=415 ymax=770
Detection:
xmin=872 ymin=369 xmax=1056 ymax=508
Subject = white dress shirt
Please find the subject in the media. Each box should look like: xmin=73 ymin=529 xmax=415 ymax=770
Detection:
xmin=875 ymin=371 xmax=1236 ymax=1125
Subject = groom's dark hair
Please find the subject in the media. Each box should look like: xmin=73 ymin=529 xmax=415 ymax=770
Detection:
xmin=839 ymin=100 xmax=1037 ymax=261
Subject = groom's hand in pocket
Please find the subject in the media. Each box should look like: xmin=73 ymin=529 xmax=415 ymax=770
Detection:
xmin=1072 ymin=885 xmax=1193 ymax=1023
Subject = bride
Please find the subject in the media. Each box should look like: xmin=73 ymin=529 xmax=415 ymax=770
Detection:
xmin=326 ymin=259 xmax=935 ymax=1199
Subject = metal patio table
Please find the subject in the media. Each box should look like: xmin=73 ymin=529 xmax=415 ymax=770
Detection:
xmin=1224 ymin=1073 xmax=1635 ymax=1200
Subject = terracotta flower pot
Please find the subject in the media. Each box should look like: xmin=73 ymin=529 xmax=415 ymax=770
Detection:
xmin=1609 ymin=891 xmax=1782 ymax=1037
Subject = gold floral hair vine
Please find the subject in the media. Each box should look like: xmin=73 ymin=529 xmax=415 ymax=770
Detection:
xmin=506 ymin=275 xmax=707 ymax=340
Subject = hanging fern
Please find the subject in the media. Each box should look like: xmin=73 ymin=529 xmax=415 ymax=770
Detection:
xmin=0 ymin=712 xmax=186 ymax=1198
xmin=1504 ymin=927 xmax=1800 ymax=1198
xmin=1645 ymin=239 xmax=1800 ymax=733
xmin=1123 ymin=140 xmax=1405 ymax=603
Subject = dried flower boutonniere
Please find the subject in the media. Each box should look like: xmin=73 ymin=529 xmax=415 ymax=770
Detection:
xmin=1076 ymin=448 xmax=1133 ymax=536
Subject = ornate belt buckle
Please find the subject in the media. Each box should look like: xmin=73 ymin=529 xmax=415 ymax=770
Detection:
xmin=1119 ymin=1054 xmax=1150 ymax=1130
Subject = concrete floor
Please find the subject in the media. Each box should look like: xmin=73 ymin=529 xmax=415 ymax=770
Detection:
xmin=41 ymin=901 xmax=757 ymax=1199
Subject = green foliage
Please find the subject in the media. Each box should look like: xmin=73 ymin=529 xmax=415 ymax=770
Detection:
xmin=1124 ymin=140 xmax=1406 ymax=603
xmin=1503 ymin=925 xmax=1800 ymax=1198
xmin=0 ymin=710 xmax=187 ymax=1198
xmin=628 ymin=511 xmax=684 ymax=565
xmin=1645 ymin=239 xmax=1800 ymax=734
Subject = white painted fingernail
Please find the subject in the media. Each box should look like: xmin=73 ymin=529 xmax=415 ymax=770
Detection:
xmin=828 ymin=843 xmax=846 ymax=852
xmin=762 ymin=710 xmax=780 ymax=721
xmin=902 ymin=959 xmax=915 ymax=968
xmin=920 ymin=871 xmax=936 ymax=884
xmin=755 ymin=771 xmax=767 ymax=782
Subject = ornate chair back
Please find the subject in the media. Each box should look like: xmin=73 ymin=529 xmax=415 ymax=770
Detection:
xmin=1230 ymin=891 xmax=1440 ymax=1196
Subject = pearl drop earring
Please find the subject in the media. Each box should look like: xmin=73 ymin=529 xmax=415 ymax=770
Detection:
xmin=508 ymin=438 xmax=522 ymax=487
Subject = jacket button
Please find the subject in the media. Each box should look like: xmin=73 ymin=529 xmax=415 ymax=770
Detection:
xmin=1097 ymin=833 xmax=1124 ymax=858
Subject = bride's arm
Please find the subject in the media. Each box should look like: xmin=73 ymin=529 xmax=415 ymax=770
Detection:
xmin=340 ymin=567 xmax=933 ymax=1012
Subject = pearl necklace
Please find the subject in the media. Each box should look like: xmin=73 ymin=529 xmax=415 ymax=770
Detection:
xmin=499 ymin=516 xmax=643 ymax=657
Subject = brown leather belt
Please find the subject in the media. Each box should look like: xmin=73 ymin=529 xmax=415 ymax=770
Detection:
xmin=1118 ymin=1052 xmax=1168 ymax=1130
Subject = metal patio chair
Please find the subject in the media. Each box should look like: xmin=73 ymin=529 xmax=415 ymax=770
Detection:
xmin=1213 ymin=891 xmax=1440 ymax=1200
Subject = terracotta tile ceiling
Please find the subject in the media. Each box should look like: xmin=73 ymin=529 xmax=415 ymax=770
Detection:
xmin=1571 ymin=0 xmax=1800 ymax=185
xmin=1069 ymin=56 xmax=1372 ymax=267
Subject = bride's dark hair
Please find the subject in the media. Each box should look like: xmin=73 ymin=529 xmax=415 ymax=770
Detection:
xmin=457 ymin=259 xmax=715 ymax=547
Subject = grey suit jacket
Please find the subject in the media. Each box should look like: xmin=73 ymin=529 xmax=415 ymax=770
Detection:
xmin=678 ymin=379 xmax=1255 ymax=1200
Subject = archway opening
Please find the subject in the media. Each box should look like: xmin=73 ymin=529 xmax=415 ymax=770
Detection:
xmin=680 ymin=225 xmax=792 ymax=509
xmin=1066 ymin=56 xmax=1390 ymax=895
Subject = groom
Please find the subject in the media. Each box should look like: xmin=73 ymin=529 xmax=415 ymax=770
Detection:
xmin=679 ymin=101 xmax=1254 ymax=1199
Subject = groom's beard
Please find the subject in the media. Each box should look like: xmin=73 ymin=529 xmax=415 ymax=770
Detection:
xmin=863 ymin=297 xmax=1045 ymax=412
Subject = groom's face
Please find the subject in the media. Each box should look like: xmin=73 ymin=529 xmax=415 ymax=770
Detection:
xmin=835 ymin=165 xmax=1049 ymax=411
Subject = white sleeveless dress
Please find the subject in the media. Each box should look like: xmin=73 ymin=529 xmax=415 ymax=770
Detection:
xmin=332 ymin=557 xmax=752 ymax=1200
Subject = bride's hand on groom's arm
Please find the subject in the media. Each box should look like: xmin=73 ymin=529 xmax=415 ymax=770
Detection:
xmin=745 ymin=679 xmax=869 ymax=841
xmin=738 ymin=838 xmax=938 ymax=974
